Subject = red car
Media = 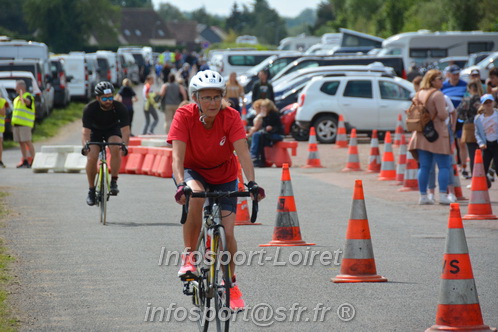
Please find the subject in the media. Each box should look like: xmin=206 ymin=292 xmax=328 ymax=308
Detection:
xmin=280 ymin=103 xmax=309 ymax=141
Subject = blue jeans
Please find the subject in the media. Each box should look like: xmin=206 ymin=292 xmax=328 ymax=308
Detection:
xmin=250 ymin=131 xmax=283 ymax=160
xmin=428 ymin=155 xmax=454 ymax=190
xmin=418 ymin=149 xmax=451 ymax=194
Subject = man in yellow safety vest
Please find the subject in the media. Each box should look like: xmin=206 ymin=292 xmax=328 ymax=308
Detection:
xmin=0 ymin=95 xmax=6 ymax=168
xmin=12 ymin=80 xmax=36 ymax=168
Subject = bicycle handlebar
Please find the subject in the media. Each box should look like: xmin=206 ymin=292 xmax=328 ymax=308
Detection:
xmin=84 ymin=142 xmax=128 ymax=156
xmin=180 ymin=187 xmax=259 ymax=225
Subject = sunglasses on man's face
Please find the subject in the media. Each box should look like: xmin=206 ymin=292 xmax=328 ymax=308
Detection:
xmin=101 ymin=96 xmax=114 ymax=102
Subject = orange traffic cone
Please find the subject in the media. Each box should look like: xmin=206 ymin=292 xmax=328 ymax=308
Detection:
xmin=366 ymin=129 xmax=381 ymax=173
xmin=332 ymin=180 xmax=387 ymax=283
xmin=393 ymin=114 xmax=404 ymax=147
xmin=335 ymin=114 xmax=348 ymax=148
xmin=235 ymin=162 xmax=261 ymax=226
xmin=426 ymin=203 xmax=496 ymax=332
xmin=342 ymin=128 xmax=362 ymax=172
xmin=399 ymin=151 xmax=419 ymax=191
xmin=463 ymin=149 xmax=497 ymax=220
xmin=451 ymin=151 xmax=467 ymax=201
xmin=241 ymin=105 xmax=248 ymax=128
xmin=260 ymin=163 xmax=315 ymax=247
xmin=395 ymin=134 xmax=407 ymax=184
xmin=378 ymin=131 xmax=396 ymax=181
xmin=302 ymin=127 xmax=324 ymax=168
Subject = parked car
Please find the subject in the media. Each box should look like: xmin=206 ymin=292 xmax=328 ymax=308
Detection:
xmin=59 ymin=52 xmax=92 ymax=101
xmin=0 ymin=59 xmax=54 ymax=113
xmin=84 ymin=53 xmax=102 ymax=97
xmin=237 ymin=53 xmax=302 ymax=93
xmin=295 ymin=72 xmax=414 ymax=143
xmin=465 ymin=52 xmax=492 ymax=68
xmin=49 ymin=56 xmax=72 ymax=107
xmin=280 ymin=103 xmax=309 ymax=141
xmin=0 ymin=85 xmax=14 ymax=139
xmin=96 ymin=50 xmax=122 ymax=87
xmin=460 ymin=52 xmax=498 ymax=83
xmin=431 ymin=56 xmax=469 ymax=71
xmin=119 ymin=52 xmax=140 ymax=84
xmin=0 ymin=71 xmax=47 ymax=122
xmin=118 ymin=47 xmax=149 ymax=82
xmin=208 ymin=50 xmax=288 ymax=77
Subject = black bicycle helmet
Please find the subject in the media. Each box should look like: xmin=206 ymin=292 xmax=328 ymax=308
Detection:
xmin=94 ymin=81 xmax=115 ymax=96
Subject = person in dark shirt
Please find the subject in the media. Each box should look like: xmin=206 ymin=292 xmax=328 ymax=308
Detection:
xmin=247 ymin=99 xmax=283 ymax=167
xmin=115 ymin=78 xmax=137 ymax=136
xmin=82 ymin=81 xmax=130 ymax=206
xmin=252 ymin=70 xmax=275 ymax=102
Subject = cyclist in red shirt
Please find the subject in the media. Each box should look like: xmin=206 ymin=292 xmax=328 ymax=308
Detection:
xmin=168 ymin=70 xmax=265 ymax=311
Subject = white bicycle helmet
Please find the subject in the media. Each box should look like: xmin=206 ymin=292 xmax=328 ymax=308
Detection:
xmin=188 ymin=70 xmax=225 ymax=98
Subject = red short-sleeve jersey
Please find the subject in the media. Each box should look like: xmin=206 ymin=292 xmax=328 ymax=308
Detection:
xmin=167 ymin=103 xmax=247 ymax=184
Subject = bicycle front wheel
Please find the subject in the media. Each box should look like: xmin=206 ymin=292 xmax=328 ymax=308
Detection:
xmin=100 ymin=163 xmax=108 ymax=225
xmin=213 ymin=227 xmax=231 ymax=332
xmin=194 ymin=228 xmax=211 ymax=332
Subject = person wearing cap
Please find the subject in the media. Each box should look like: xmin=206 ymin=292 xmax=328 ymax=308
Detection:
xmin=442 ymin=64 xmax=468 ymax=177
xmin=81 ymin=81 xmax=130 ymax=206
xmin=474 ymin=94 xmax=498 ymax=188
xmin=467 ymin=69 xmax=487 ymax=95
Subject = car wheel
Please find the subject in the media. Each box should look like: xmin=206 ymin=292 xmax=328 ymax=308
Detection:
xmin=290 ymin=122 xmax=309 ymax=141
xmin=313 ymin=114 xmax=338 ymax=144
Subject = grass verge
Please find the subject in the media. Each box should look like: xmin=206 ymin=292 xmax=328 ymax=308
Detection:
xmin=4 ymin=102 xmax=85 ymax=149
xmin=0 ymin=192 xmax=17 ymax=331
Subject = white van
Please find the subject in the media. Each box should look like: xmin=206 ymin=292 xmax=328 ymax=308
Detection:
xmin=209 ymin=50 xmax=289 ymax=77
xmin=96 ymin=50 xmax=122 ymax=87
xmin=378 ymin=30 xmax=498 ymax=71
xmin=59 ymin=52 xmax=91 ymax=100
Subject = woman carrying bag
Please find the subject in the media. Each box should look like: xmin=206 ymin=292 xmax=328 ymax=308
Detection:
xmin=408 ymin=69 xmax=453 ymax=205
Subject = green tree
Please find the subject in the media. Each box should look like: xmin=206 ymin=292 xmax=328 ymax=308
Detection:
xmin=247 ymin=0 xmax=287 ymax=45
xmin=0 ymin=0 xmax=30 ymax=35
xmin=24 ymin=0 xmax=119 ymax=53
xmin=110 ymin=0 xmax=152 ymax=7
xmin=156 ymin=3 xmax=186 ymax=22
xmin=226 ymin=2 xmax=244 ymax=33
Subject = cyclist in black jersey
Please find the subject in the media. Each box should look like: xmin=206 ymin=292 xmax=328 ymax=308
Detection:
xmin=82 ymin=81 xmax=130 ymax=206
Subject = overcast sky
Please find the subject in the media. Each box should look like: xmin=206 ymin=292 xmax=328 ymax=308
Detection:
xmin=151 ymin=0 xmax=323 ymax=18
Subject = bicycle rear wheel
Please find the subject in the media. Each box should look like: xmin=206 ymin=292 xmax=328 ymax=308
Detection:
xmin=213 ymin=227 xmax=231 ymax=332
xmin=194 ymin=229 xmax=211 ymax=332
xmin=100 ymin=164 xmax=108 ymax=225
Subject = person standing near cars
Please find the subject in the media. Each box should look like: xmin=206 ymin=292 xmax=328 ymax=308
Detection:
xmin=0 ymin=96 xmax=6 ymax=168
xmin=115 ymin=78 xmax=138 ymax=136
xmin=252 ymin=70 xmax=274 ymax=102
xmin=408 ymin=70 xmax=453 ymax=205
xmin=474 ymin=94 xmax=498 ymax=188
xmin=159 ymin=73 xmax=187 ymax=135
xmin=142 ymin=75 xmax=159 ymax=135
xmin=82 ymin=81 xmax=130 ymax=206
xmin=12 ymin=80 xmax=36 ymax=168
xmin=226 ymin=72 xmax=245 ymax=114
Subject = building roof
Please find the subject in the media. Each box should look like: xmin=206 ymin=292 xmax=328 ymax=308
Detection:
xmin=166 ymin=21 xmax=198 ymax=45
xmin=120 ymin=8 xmax=175 ymax=46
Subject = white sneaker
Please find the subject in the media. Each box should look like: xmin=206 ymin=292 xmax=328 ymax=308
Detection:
xmin=448 ymin=193 xmax=457 ymax=202
xmin=419 ymin=195 xmax=435 ymax=205
xmin=466 ymin=184 xmax=472 ymax=189
xmin=439 ymin=194 xmax=455 ymax=205
xmin=427 ymin=193 xmax=435 ymax=201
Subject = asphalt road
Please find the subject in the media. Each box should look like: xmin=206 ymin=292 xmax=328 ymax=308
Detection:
xmin=2 ymin=82 xmax=498 ymax=331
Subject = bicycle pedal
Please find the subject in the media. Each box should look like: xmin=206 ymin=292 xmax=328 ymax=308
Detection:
xmin=179 ymin=271 xmax=198 ymax=282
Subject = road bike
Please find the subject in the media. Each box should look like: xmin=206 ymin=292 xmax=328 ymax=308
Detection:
xmin=180 ymin=187 xmax=259 ymax=332
xmin=84 ymin=142 xmax=127 ymax=225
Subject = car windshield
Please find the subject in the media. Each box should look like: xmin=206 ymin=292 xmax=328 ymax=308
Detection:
xmin=274 ymin=76 xmax=310 ymax=93
xmin=0 ymin=78 xmax=34 ymax=92
xmin=245 ymin=55 xmax=277 ymax=75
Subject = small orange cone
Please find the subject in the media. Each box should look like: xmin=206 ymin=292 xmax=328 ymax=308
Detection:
xmin=342 ymin=128 xmax=362 ymax=172
xmin=235 ymin=162 xmax=261 ymax=226
xmin=426 ymin=203 xmax=496 ymax=332
xmin=393 ymin=114 xmax=404 ymax=146
xmin=260 ymin=163 xmax=315 ymax=247
xmin=399 ymin=151 xmax=419 ymax=191
xmin=366 ymin=129 xmax=381 ymax=173
xmin=302 ymin=127 xmax=324 ymax=168
xmin=395 ymin=134 xmax=407 ymax=184
xmin=332 ymin=180 xmax=387 ymax=283
xmin=451 ymin=150 xmax=467 ymax=201
xmin=335 ymin=114 xmax=348 ymax=148
xmin=463 ymin=149 xmax=497 ymax=220
xmin=241 ymin=105 xmax=248 ymax=128
xmin=378 ymin=131 xmax=396 ymax=181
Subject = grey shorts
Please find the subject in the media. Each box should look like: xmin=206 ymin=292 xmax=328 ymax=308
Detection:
xmin=13 ymin=126 xmax=32 ymax=142
xmin=174 ymin=169 xmax=238 ymax=213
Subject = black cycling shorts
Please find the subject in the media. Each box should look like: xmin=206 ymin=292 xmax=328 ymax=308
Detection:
xmin=90 ymin=127 xmax=122 ymax=142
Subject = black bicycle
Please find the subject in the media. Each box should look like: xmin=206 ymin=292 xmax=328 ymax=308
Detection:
xmin=180 ymin=186 xmax=259 ymax=332
xmin=84 ymin=142 xmax=127 ymax=225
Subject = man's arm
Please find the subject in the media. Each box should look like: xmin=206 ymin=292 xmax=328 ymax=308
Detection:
xmin=82 ymin=127 xmax=91 ymax=146
xmin=120 ymin=126 xmax=130 ymax=145
xmin=179 ymin=84 xmax=187 ymax=101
